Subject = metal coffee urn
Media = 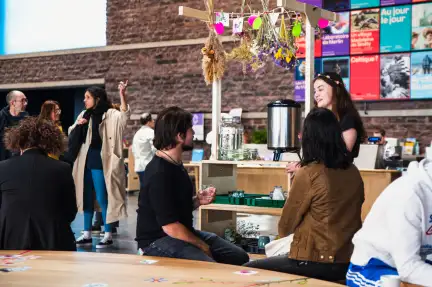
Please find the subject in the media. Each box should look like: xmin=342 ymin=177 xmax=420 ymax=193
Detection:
xmin=267 ymin=100 xmax=301 ymax=161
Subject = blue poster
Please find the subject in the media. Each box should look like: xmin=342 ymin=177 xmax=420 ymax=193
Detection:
xmin=380 ymin=6 xmax=411 ymax=52
xmin=294 ymin=59 xmax=322 ymax=102
xmin=411 ymin=51 xmax=432 ymax=99
xmin=322 ymin=57 xmax=351 ymax=92
xmin=350 ymin=0 xmax=379 ymax=9
xmin=0 ymin=0 xmax=5 ymax=55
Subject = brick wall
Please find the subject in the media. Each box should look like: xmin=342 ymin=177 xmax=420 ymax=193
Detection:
xmin=0 ymin=0 xmax=431 ymax=157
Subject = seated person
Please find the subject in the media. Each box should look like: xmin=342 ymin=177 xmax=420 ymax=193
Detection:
xmin=0 ymin=117 xmax=77 ymax=251
xmin=135 ymin=107 xmax=249 ymax=265
xmin=346 ymin=160 xmax=432 ymax=287
xmin=245 ymin=108 xmax=365 ymax=282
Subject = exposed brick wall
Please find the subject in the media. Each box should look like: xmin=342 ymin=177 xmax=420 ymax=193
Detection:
xmin=0 ymin=0 xmax=431 ymax=158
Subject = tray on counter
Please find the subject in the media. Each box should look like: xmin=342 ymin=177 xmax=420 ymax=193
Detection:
xmin=214 ymin=193 xmax=285 ymax=208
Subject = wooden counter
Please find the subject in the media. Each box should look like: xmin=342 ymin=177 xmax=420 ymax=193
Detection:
xmin=0 ymin=250 xmax=342 ymax=286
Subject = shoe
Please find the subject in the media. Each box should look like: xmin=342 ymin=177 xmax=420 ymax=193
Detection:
xmin=76 ymin=235 xmax=93 ymax=247
xmin=80 ymin=226 xmax=102 ymax=235
xmin=100 ymin=227 xmax=118 ymax=237
xmin=96 ymin=238 xmax=114 ymax=249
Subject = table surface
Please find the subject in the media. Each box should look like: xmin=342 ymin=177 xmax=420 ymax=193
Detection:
xmin=0 ymin=250 xmax=342 ymax=287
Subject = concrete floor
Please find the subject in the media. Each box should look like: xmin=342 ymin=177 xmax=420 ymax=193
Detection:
xmin=71 ymin=192 xmax=279 ymax=254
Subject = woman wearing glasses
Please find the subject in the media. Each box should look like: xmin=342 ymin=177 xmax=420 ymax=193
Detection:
xmin=39 ymin=101 xmax=65 ymax=160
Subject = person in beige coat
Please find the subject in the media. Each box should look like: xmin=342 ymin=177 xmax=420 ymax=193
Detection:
xmin=70 ymin=81 xmax=130 ymax=249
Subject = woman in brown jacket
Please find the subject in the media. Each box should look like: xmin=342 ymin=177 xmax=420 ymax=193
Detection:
xmin=245 ymin=108 xmax=364 ymax=283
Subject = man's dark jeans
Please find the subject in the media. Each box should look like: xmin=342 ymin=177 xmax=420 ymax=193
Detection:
xmin=141 ymin=230 xmax=249 ymax=266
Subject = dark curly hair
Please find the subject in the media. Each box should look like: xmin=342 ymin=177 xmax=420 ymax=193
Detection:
xmin=4 ymin=117 xmax=65 ymax=155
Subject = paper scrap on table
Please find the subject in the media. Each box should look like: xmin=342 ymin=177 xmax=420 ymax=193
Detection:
xmin=232 ymin=18 xmax=243 ymax=34
xmin=215 ymin=12 xmax=229 ymax=27
xmin=0 ymin=266 xmax=31 ymax=272
xmin=270 ymin=13 xmax=279 ymax=26
xmin=234 ymin=270 xmax=258 ymax=275
xmin=0 ymin=255 xmax=21 ymax=259
xmin=140 ymin=259 xmax=158 ymax=265
xmin=82 ymin=283 xmax=108 ymax=287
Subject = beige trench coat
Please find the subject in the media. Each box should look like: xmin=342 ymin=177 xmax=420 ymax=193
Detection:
xmin=69 ymin=106 xmax=131 ymax=224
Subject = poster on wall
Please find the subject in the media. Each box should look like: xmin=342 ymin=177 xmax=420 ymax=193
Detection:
xmin=412 ymin=3 xmax=432 ymax=51
xmin=351 ymin=0 xmax=379 ymax=10
xmin=381 ymin=0 xmax=410 ymax=6
xmin=411 ymin=51 xmax=432 ymax=99
xmin=380 ymin=54 xmax=411 ymax=99
xmin=192 ymin=113 xmax=204 ymax=141
xmin=350 ymin=9 xmax=380 ymax=55
xmin=322 ymin=57 xmax=351 ymax=91
xmin=295 ymin=23 xmax=322 ymax=58
xmin=380 ymin=6 xmax=411 ymax=52
xmin=351 ymin=55 xmax=380 ymax=100
xmin=298 ymin=0 xmax=322 ymax=7
xmin=323 ymin=0 xmax=350 ymax=11
xmin=322 ymin=12 xmax=350 ymax=56
xmin=294 ymin=59 xmax=323 ymax=102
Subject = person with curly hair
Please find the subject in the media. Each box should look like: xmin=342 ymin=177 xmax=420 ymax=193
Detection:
xmin=70 ymin=82 xmax=130 ymax=249
xmin=0 ymin=117 xmax=77 ymax=251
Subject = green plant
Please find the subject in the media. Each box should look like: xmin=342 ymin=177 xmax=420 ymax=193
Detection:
xmin=251 ymin=129 xmax=267 ymax=144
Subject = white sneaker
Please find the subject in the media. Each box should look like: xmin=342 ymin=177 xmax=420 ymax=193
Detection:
xmin=76 ymin=235 xmax=92 ymax=247
xmin=96 ymin=237 xmax=113 ymax=249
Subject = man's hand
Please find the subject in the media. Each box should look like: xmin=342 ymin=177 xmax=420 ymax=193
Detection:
xmin=197 ymin=187 xmax=216 ymax=206
xmin=118 ymin=80 xmax=128 ymax=98
xmin=285 ymin=162 xmax=300 ymax=173
xmin=77 ymin=118 xmax=88 ymax=125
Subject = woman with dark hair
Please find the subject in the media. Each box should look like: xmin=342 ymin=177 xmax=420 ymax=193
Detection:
xmin=132 ymin=112 xmax=156 ymax=189
xmin=39 ymin=100 xmax=64 ymax=160
xmin=245 ymin=108 xmax=364 ymax=282
xmin=287 ymin=72 xmax=365 ymax=172
xmin=70 ymin=82 xmax=130 ymax=249
xmin=0 ymin=117 xmax=77 ymax=250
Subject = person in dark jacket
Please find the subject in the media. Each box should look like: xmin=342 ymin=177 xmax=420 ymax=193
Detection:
xmin=0 ymin=117 xmax=77 ymax=251
xmin=0 ymin=90 xmax=28 ymax=161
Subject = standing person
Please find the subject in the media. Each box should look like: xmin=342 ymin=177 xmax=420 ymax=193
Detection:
xmin=0 ymin=117 xmax=77 ymax=251
xmin=132 ymin=112 xmax=156 ymax=189
xmin=0 ymin=90 xmax=28 ymax=161
xmin=71 ymin=82 xmax=130 ymax=249
xmin=245 ymin=108 xmax=364 ymax=283
xmin=346 ymin=160 xmax=432 ymax=286
xmin=135 ymin=107 xmax=249 ymax=265
xmin=286 ymin=72 xmax=365 ymax=173
xmin=39 ymin=100 xmax=64 ymax=160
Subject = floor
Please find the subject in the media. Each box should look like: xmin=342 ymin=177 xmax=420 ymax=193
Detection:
xmin=71 ymin=192 xmax=279 ymax=254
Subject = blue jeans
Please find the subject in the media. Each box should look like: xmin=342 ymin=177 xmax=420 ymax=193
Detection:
xmin=137 ymin=171 xmax=145 ymax=190
xmin=83 ymin=168 xmax=111 ymax=232
xmin=141 ymin=230 xmax=249 ymax=266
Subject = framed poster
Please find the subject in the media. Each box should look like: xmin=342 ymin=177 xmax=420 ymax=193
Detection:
xmin=323 ymin=0 xmax=350 ymax=11
xmin=322 ymin=12 xmax=350 ymax=56
xmin=381 ymin=0 xmax=410 ymax=5
xmin=351 ymin=55 xmax=380 ymax=100
xmin=192 ymin=113 xmax=204 ymax=141
xmin=298 ymin=0 xmax=322 ymax=6
xmin=294 ymin=58 xmax=323 ymax=102
xmin=351 ymin=0 xmax=380 ymax=10
xmin=380 ymin=53 xmax=411 ymax=99
xmin=411 ymin=51 xmax=432 ymax=99
xmin=412 ymin=3 xmax=432 ymax=51
xmin=380 ymin=6 xmax=411 ymax=53
xmin=350 ymin=9 xmax=380 ymax=55
xmin=296 ymin=22 xmax=322 ymax=58
xmin=322 ymin=56 xmax=351 ymax=91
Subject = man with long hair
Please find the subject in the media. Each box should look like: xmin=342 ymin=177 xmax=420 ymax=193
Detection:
xmin=135 ymin=107 xmax=249 ymax=265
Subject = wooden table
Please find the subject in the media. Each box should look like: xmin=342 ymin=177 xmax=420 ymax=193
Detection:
xmin=0 ymin=250 xmax=342 ymax=286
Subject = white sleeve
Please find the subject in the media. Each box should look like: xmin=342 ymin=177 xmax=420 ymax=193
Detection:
xmin=388 ymin=192 xmax=432 ymax=286
xmin=148 ymin=129 xmax=157 ymax=154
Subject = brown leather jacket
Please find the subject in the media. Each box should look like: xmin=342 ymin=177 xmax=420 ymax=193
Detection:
xmin=279 ymin=162 xmax=364 ymax=263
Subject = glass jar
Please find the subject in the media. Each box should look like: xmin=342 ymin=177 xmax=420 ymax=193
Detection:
xmin=218 ymin=116 xmax=244 ymax=160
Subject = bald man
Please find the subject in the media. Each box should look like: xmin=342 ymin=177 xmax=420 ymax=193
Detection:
xmin=0 ymin=90 xmax=28 ymax=161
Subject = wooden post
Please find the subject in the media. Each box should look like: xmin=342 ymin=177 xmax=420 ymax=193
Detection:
xmin=304 ymin=17 xmax=315 ymax=117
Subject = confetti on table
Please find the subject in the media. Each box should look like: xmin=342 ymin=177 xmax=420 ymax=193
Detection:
xmin=140 ymin=259 xmax=158 ymax=265
xmin=0 ymin=266 xmax=31 ymax=272
xmin=234 ymin=270 xmax=258 ymax=275
xmin=144 ymin=278 xmax=168 ymax=283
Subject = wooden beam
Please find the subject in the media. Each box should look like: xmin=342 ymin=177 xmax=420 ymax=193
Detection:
xmin=276 ymin=0 xmax=339 ymax=22
xmin=179 ymin=6 xmax=208 ymax=22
